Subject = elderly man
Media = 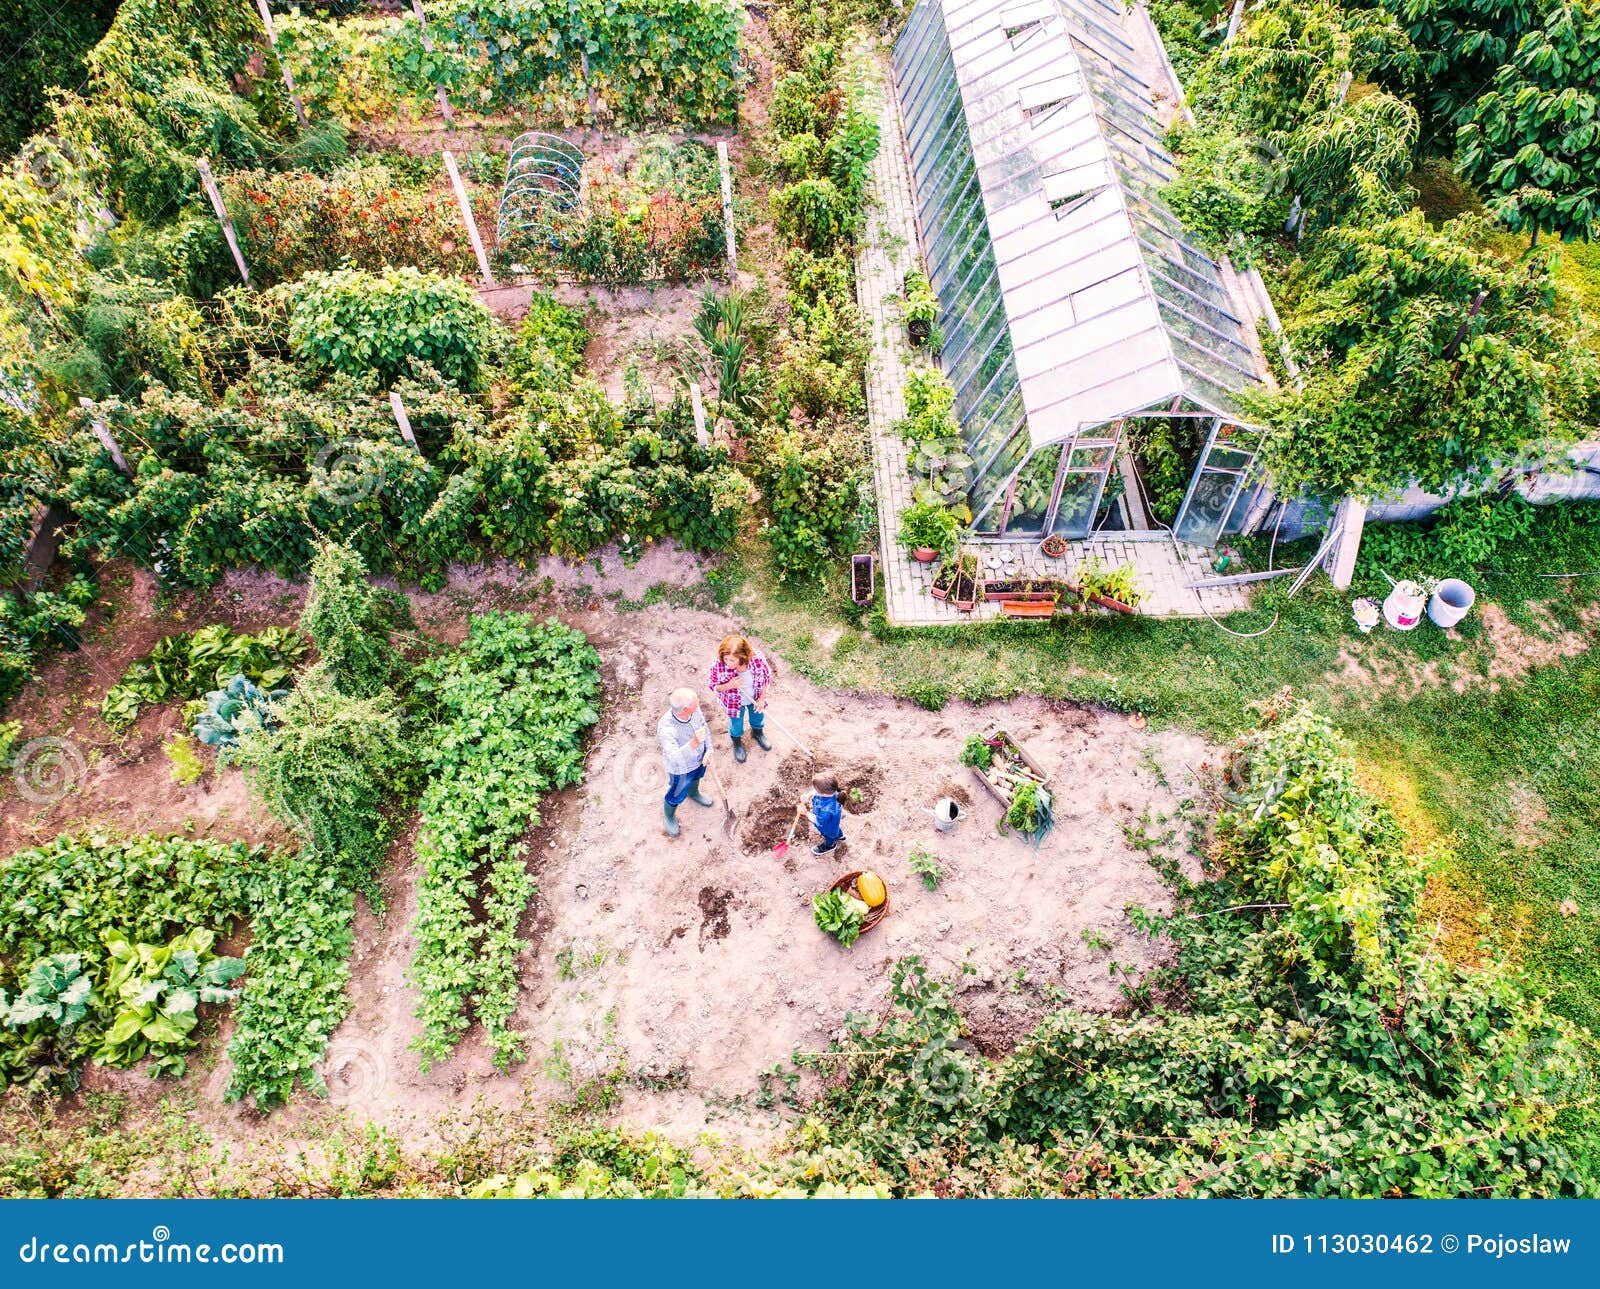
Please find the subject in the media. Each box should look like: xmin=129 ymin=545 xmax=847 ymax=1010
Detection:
xmin=658 ymin=686 xmax=716 ymax=837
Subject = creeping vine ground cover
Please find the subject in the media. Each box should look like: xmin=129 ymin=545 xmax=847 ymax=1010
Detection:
xmin=409 ymin=614 xmax=601 ymax=1069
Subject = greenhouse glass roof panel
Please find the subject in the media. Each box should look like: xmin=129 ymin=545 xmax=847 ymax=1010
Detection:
xmin=898 ymin=0 xmax=1270 ymax=447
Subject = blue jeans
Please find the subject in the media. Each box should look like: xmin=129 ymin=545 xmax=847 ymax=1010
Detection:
xmin=664 ymin=763 xmax=706 ymax=808
xmin=728 ymin=705 xmax=765 ymax=738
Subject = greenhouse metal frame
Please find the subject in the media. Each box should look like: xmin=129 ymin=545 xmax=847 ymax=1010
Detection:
xmin=892 ymin=0 xmax=1274 ymax=546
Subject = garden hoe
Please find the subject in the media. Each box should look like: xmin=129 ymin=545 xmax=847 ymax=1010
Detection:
xmin=763 ymin=711 xmax=815 ymax=763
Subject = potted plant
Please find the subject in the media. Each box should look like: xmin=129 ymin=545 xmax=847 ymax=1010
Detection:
xmin=903 ymin=270 xmax=938 ymax=348
xmin=1039 ymin=534 xmax=1068 ymax=559
xmin=898 ymin=500 xmax=957 ymax=564
xmin=951 ymin=548 xmax=983 ymax=612
xmin=1080 ymin=558 xmax=1142 ymax=614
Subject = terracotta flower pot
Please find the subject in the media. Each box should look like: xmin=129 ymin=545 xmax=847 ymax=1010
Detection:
xmin=911 ymin=546 xmax=939 ymax=564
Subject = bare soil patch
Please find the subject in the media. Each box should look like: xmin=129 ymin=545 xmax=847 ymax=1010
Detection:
xmin=2 ymin=545 xmax=1211 ymax=1155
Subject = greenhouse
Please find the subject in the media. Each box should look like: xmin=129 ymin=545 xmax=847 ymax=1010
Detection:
xmin=892 ymin=0 xmax=1275 ymax=546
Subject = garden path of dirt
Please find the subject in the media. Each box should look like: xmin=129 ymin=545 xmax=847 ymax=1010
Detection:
xmin=2 ymin=545 xmax=1208 ymax=1155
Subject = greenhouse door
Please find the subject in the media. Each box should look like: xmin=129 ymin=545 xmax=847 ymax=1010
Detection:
xmin=1046 ymin=421 xmax=1123 ymax=540
xmin=1173 ymin=421 xmax=1263 ymax=546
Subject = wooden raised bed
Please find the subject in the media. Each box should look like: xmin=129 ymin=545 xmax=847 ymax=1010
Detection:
xmin=968 ymin=726 xmax=1051 ymax=810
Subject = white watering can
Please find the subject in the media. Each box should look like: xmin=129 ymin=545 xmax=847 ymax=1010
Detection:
xmin=925 ymin=798 xmax=962 ymax=832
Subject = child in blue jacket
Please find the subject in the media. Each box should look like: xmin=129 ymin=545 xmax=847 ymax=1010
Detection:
xmin=802 ymin=772 xmax=846 ymax=857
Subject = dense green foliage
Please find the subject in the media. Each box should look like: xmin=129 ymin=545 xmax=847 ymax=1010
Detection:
xmin=220 ymin=544 xmax=416 ymax=1106
xmin=396 ymin=0 xmax=744 ymax=128
xmin=0 ymin=833 xmax=260 ymax=1092
xmin=1456 ymin=2 xmax=1600 ymax=244
xmin=787 ymin=703 xmax=1592 ymax=1196
xmin=409 ymin=614 xmax=601 ymax=1070
xmin=1259 ymin=209 xmax=1599 ymax=500
xmin=0 ymin=0 xmax=120 ymax=155
xmin=279 ymin=267 xmax=495 ymax=392
xmin=99 ymin=624 xmax=306 ymax=731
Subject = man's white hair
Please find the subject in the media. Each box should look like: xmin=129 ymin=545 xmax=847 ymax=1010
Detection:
xmin=669 ymin=687 xmax=698 ymax=711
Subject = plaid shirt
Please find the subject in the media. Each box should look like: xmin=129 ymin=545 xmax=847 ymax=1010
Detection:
xmin=707 ymin=652 xmax=773 ymax=721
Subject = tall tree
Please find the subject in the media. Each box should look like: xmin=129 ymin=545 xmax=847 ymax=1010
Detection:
xmin=1380 ymin=0 xmax=1550 ymax=137
xmin=1457 ymin=2 xmax=1600 ymax=245
xmin=1257 ymin=210 xmax=1599 ymax=500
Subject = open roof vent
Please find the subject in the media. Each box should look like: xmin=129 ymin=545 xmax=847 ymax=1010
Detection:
xmin=1001 ymin=1 xmax=1053 ymax=45
xmin=1019 ymin=72 xmax=1085 ymax=121
xmin=1043 ymin=161 xmax=1113 ymax=217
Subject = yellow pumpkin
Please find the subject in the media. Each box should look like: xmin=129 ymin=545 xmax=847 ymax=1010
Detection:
xmin=856 ymin=871 xmax=887 ymax=908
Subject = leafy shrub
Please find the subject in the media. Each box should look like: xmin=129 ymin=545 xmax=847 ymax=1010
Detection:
xmin=897 ymin=368 xmax=959 ymax=443
xmin=749 ymin=416 xmax=868 ymax=583
xmin=771 ymin=178 xmax=857 ymax=253
xmin=409 ymin=615 xmax=602 ymax=1069
xmin=300 ymin=540 xmax=405 ymax=700
xmin=395 ymin=0 xmax=744 ymax=128
xmin=0 ymin=581 xmax=94 ymax=709
xmin=509 ymin=292 xmax=590 ymax=391
xmin=277 ymin=267 xmax=496 ymax=391
xmin=790 ymin=704 xmax=1592 ymax=1196
xmin=227 ymin=666 xmax=409 ymax=897
xmin=1359 ymin=493 xmax=1538 ymax=581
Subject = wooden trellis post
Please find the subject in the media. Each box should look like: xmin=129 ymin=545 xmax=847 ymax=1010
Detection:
xmin=388 ymin=391 xmax=420 ymax=449
xmin=442 ymin=149 xmax=495 ymax=287
xmin=717 ymin=141 xmax=737 ymax=275
xmin=253 ymin=0 xmax=309 ymax=129
xmin=79 ymin=398 xmax=131 ymax=476
xmin=196 ymin=158 xmax=250 ymax=285
xmin=409 ymin=0 xmax=455 ymax=125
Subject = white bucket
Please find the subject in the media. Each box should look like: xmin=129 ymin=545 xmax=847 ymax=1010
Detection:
xmin=1382 ymin=580 xmax=1426 ymax=631
xmin=928 ymin=798 xmax=962 ymax=832
xmin=1428 ymin=579 xmax=1476 ymax=629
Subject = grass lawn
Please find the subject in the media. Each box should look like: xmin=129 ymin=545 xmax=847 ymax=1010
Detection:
xmin=739 ymin=503 xmax=1600 ymax=1039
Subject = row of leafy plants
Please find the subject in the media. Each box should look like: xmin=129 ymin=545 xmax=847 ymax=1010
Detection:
xmin=280 ymin=0 xmax=744 ymax=131
xmin=408 ymin=613 xmax=602 ymax=1069
xmin=782 ymin=698 xmax=1596 ymax=1195
xmin=746 ymin=20 xmax=891 ymax=583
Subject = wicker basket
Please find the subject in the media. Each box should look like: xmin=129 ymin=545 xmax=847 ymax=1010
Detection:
xmin=829 ymin=871 xmax=890 ymax=936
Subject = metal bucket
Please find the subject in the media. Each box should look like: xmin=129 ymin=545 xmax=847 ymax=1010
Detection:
xmin=927 ymin=798 xmax=962 ymax=832
xmin=1428 ymin=579 xmax=1476 ymax=629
